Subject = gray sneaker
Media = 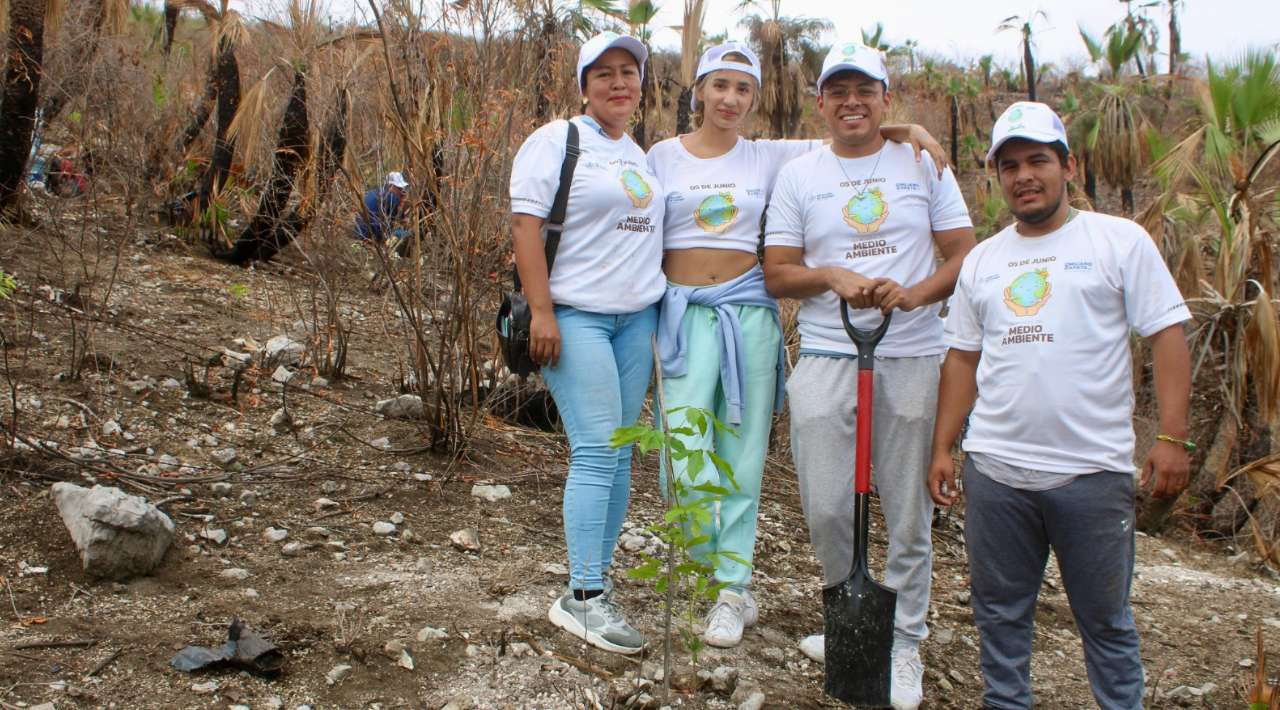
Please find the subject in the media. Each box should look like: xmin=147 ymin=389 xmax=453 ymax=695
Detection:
xmin=548 ymin=592 xmax=645 ymax=654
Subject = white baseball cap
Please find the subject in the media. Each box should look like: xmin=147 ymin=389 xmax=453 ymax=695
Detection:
xmin=817 ymin=41 xmax=889 ymax=94
xmin=691 ymin=42 xmax=762 ymax=109
xmin=385 ymin=171 xmax=408 ymax=189
xmin=577 ymin=31 xmax=648 ymax=93
xmin=986 ymin=101 xmax=1069 ymax=163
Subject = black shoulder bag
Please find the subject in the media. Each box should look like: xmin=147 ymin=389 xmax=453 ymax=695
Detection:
xmin=497 ymin=121 xmax=581 ymax=377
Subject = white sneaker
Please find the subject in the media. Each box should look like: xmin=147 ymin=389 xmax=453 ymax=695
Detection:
xmin=703 ymin=589 xmax=758 ymax=648
xmin=799 ymin=633 xmax=824 ymax=663
xmin=890 ymin=643 xmax=924 ymax=710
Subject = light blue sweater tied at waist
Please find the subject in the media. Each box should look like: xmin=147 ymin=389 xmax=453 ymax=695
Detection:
xmin=656 ymin=265 xmax=786 ymax=425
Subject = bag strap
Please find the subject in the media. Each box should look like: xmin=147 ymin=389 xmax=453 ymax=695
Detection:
xmin=514 ymin=121 xmax=580 ymax=292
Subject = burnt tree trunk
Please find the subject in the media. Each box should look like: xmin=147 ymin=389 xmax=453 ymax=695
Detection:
xmin=631 ymin=56 xmax=655 ymax=150
xmin=1084 ymin=154 xmax=1098 ymax=205
xmin=1022 ymin=38 xmax=1037 ymax=101
xmin=0 ymin=0 xmax=47 ymax=216
xmin=163 ymin=1 xmax=179 ymax=56
xmin=676 ymin=86 xmax=692 ymax=134
xmin=1121 ymin=186 xmax=1135 ymax=216
xmin=533 ymin=14 xmax=556 ymax=122
xmin=195 ymin=36 xmax=240 ymax=215
xmin=949 ymin=95 xmax=959 ymax=167
xmin=1168 ymin=2 xmax=1181 ymax=75
xmin=215 ymin=69 xmax=308 ymax=265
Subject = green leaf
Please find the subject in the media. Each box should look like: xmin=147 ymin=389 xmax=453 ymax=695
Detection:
xmin=691 ymin=482 xmax=732 ymax=497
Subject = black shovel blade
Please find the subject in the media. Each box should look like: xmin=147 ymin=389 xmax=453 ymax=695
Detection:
xmin=822 ymin=562 xmax=898 ymax=707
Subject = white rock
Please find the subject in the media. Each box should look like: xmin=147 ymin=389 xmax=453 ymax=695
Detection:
xmin=191 ymin=680 xmax=219 ymax=694
xmin=508 ymin=641 xmax=535 ymax=658
xmin=239 ymin=490 xmax=257 ymax=506
xmin=157 ymin=454 xmax=180 ymax=472
xmin=413 ymin=473 xmax=433 ymax=482
xmin=416 ymin=626 xmax=449 ymax=641
xmin=221 ymin=349 xmax=252 ymax=371
xmin=210 ymin=482 xmax=233 ymax=497
xmin=372 ymin=522 xmax=397 ymax=536
xmin=263 ymin=696 xmax=284 ymax=710
xmin=314 ymin=498 xmax=339 ymax=510
xmin=471 ymin=484 xmax=512 ymax=502
xmin=271 ymin=366 xmax=295 ymax=384
xmin=264 ymin=335 xmax=305 ymax=367
xmin=370 ymin=437 xmax=392 ymax=450
xmin=161 ymin=377 xmax=183 ymax=389
xmin=269 ymin=407 xmax=295 ymax=433
xmin=263 ymin=527 xmax=289 ymax=543
xmin=211 ymin=448 xmax=238 ymax=466
xmin=281 ymin=541 xmax=306 ymax=557
xmin=200 ymin=528 xmax=228 ymax=545
xmin=101 ymin=420 xmax=123 ymax=437
xmin=390 ymin=512 xmax=405 ymax=525
xmin=737 ymin=691 xmax=766 ymax=710
xmin=220 ymin=568 xmax=251 ymax=580
xmin=709 ymin=666 xmax=738 ymax=695
xmin=450 ymin=528 xmax=481 ymax=553
xmin=397 ymin=648 xmax=415 ymax=670
xmin=619 ymin=533 xmax=647 ymax=552
xmin=375 ymin=394 xmax=425 ymax=420
xmin=51 ymin=483 xmax=175 ymax=581
xmin=542 ymin=562 xmax=569 ymax=576
xmin=326 ymin=663 xmax=353 ymax=686
xmin=244 ymin=588 xmax=259 ymax=598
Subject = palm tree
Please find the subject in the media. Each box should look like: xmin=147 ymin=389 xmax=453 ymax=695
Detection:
xmin=997 ymin=10 xmax=1047 ymax=101
xmin=675 ymin=0 xmax=706 ymax=134
xmin=1077 ymin=22 xmax=1147 ymax=213
xmin=0 ymin=0 xmax=50 ymax=217
xmin=860 ymin=22 xmax=889 ymax=52
xmin=1137 ymin=49 xmax=1280 ymax=534
xmin=738 ymin=1 xmax=829 ymax=138
xmin=1165 ymin=0 xmax=1182 ymax=75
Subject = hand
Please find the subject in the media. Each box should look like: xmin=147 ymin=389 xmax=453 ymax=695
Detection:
xmin=826 ymin=269 xmax=879 ymax=310
xmin=529 ymin=307 xmax=561 ymax=367
xmin=872 ymin=278 xmax=921 ymax=314
xmin=907 ymin=124 xmax=947 ymax=178
xmin=928 ymin=451 xmax=960 ymax=506
xmin=1141 ymin=439 xmax=1190 ymax=499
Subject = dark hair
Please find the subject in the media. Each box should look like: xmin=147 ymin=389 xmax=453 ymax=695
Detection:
xmin=994 ymin=139 xmax=1070 ymax=167
xmin=693 ymin=52 xmax=756 ymax=127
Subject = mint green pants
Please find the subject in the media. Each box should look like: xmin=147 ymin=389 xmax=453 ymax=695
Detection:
xmin=662 ymin=303 xmax=781 ymax=590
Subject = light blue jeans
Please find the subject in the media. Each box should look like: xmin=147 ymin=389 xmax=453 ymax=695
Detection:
xmin=541 ymin=304 xmax=657 ymax=591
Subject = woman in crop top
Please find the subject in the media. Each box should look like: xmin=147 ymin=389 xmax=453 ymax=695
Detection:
xmin=645 ymin=42 xmax=945 ymax=649
xmin=509 ymin=32 xmax=665 ymax=655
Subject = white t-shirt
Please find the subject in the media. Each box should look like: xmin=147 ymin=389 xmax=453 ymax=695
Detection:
xmin=647 ymin=137 xmax=821 ymax=253
xmin=944 ymin=211 xmax=1192 ymax=475
xmin=509 ymin=116 xmax=666 ymax=314
xmin=764 ymin=142 xmax=973 ymax=357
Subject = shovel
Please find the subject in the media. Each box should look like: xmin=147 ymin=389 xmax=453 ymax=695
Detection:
xmin=823 ymin=301 xmax=896 ymax=707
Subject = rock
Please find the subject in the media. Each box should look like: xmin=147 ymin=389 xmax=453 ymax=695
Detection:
xmin=314 ymin=498 xmax=339 ymax=510
xmin=372 ymin=522 xmax=397 ymax=536
xmin=220 ymin=568 xmax=250 ymax=580
xmin=271 ymin=366 xmax=295 ymax=384
xmin=191 ymin=680 xmax=219 ymax=694
xmin=281 ymin=542 xmax=306 ymax=557
xmin=417 ymin=626 xmax=449 ymax=642
xmin=101 ymin=420 xmax=123 ymax=437
xmin=370 ymin=437 xmax=392 ymax=450
xmin=397 ymin=648 xmax=415 ymax=670
xmin=305 ymin=526 xmax=330 ymax=539
xmin=390 ymin=512 xmax=405 ymax=525
xmin=263 ymin=697 xmax=284 ymax=710
xmin=737 ymin=691 xmax=766 ymax=710
xmin=948 ymin=669 xmax=965 ymax=685
xmin=376 ymin=394 xmax=425 ymax=420
xmin=762 ymin=647 xmax=784 ymax=663
xmin=670 ymin=667 xmax=702 ymax=693
xmin=200 ymin=528 xmax=228 ymax=545
xmin=320 ymin=480 xmax=340 ymax=494
xmin=221 ymin=349 xmax=252 ymax=371
xmin=209 ymin=483 xmax=232 ymax=498
xmin=1199 ymin=682 xmax=1218 ymax=696
xmin=936 ymin=677 xmax=954 ymax=692
xmin=709 ymin=666 xmax=738 ymax=695
xmin=311 ymin=376 xmax=329 ymax=389
xmin=619 ymin=533 xmax=647 ymax=552
xmin=413 ymin=473 xmax=433 ymax=482
xmin=161 ymin=377 xmax=183 ymax=389
xmin=326 ymin=663 xmax=353 ymax=686
xmin=508 ymin=641 xmax=535 ymax=658
xmin=264 ymin=335 xmax=305 ymax=367
xmin=450 ymin=528 xmax=481 ymax=553
xmin=1160 ymin=548 xmax=1179 ymax=562
xmin=269 ymin=407 xmax=295 ymax=433
xmin=125 ymin=380 xmax=150 ymax=395
xmin=933 ymin=627 xmax=955 ymax=646
xmin=441 ymin=697 xmax=475 ymax=710
xmin=239 ymin=490 xmax=257 ymax=507
xmin=471 ymin=484 xmax=511 ymax=502
xmin=631 ymin=692 xmax=660 ymax=709
xmin=211 ymin=448 xmax=238 ymax=466
xmin=158 ymin=454 xmax=180 ymax=472
xmin=263 ymin=527 xmax=289 ymax=543
xmin=51 ymin=483 xmax=175 ymax=581
xmin=542 ymin=562 xmax=569 ymax=576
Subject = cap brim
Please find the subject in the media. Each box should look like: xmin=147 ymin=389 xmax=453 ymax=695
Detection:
xmin=579 ymin=35 xmax=648 ymax=91
xmin=986 ymin=131 xmax=1067 ymax=162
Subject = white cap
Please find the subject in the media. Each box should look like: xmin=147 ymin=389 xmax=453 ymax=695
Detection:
xmin=577 ymin=31 xmax=648 ymax=93
xmin=817 ymin=41 xmax=889 ymax=94
xmin=691 ymin=42 xmax=762 ymax=110
xmin=986 ymin=101 xmax=1069 ymax=163
xmin=385 ymin=171 xmax=408 ymax=189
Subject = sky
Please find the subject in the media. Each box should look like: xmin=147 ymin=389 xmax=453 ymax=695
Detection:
xmin=229 ymin=0 xmax=1279 ymax=69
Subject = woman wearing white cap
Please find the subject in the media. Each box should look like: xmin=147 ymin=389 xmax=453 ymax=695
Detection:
xmin=508 ymin=31 xmax=665 ymax=655
xmin=645 ymin=42 xmax=946 ymax=649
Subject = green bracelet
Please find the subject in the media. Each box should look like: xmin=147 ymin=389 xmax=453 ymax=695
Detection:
xmin=1156 ymin=434 xmax=1197 ymax=452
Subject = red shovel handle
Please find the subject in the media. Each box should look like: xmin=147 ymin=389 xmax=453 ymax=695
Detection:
xmin=840 ymin=301 xmax=891 ymax=495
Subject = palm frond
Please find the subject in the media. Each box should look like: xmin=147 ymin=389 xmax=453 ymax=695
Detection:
xmin=227 ymin=65 xmax=281 ymax=180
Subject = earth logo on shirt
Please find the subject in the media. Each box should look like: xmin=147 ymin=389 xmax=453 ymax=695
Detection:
xmin=693 ymin=192 xmax=739 ymax=234
xmin=842 ymin=188 xmax=889 ymax=234
xmin=1003 ymin=267 xmax=1052 ymax=317
xmin=620 ymin=170 xmax=654 ymax=208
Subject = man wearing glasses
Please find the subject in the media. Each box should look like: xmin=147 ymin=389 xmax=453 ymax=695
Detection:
xmin=763 ymin=42 xmax=976 ymax=710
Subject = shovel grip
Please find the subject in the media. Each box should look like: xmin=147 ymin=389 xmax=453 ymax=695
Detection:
xmin=840 ymin=300 xmax=892 ymax=370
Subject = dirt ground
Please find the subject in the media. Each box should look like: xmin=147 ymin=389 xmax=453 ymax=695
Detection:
xmin=1 ymin=224 xmax=1278 ymax=710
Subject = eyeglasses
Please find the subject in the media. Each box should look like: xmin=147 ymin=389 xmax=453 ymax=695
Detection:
xmin=821 ymin=85 xmax=883 ymax=102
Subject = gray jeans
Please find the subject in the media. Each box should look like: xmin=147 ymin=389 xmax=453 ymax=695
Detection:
xmin=963 ymin=457 xmax=1143 ymax=710
xmin=787 ymin=354 xmax=939 ymax=645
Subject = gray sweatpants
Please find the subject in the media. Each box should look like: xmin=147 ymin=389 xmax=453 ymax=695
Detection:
xmin=787 ymin=354 xmax=939 ymax=645
xmin=963 ymin=457 xmax=1143 ymax=710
